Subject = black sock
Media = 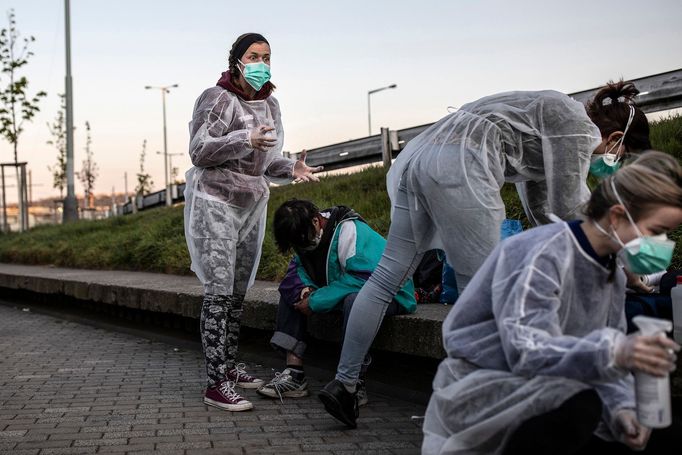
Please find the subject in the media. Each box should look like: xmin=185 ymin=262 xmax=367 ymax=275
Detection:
xmin=286 ymin=365 xmax=305 ymax=381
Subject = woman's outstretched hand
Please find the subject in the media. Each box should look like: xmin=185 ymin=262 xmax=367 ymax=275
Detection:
xmin=293 ymin=150 xmax=323 ymax=183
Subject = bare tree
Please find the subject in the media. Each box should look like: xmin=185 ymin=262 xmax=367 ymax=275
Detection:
xmin=47 ymin=94 xmax=67 ymax=199
xmin=77 ymin=121 xmax=98 ymax=208
xmin=0 ymin=9 xmax=46 ymax=163
xmin=135 ymin=139 xmax=153 ymax=196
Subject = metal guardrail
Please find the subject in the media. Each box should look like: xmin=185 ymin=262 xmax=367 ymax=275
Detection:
xmin=569 ymin=68 xmax=682 ymax=114
xmin=118 ymin=183 xmax=186 ymax=215
xmin=120 ymin=68 xmax=682 ymax=215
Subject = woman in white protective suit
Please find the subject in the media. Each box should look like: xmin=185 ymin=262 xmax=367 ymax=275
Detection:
xmin=184 ymin=33 xmax=321 ymax=412
xmin=319 ymin=82 xmax=651 ymax=428
xmin=422 ymin=151 xmax=682 ymax=454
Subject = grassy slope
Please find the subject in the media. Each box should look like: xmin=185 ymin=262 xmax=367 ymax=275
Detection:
xmin=1 ymin=114 xmax=681 ymax=278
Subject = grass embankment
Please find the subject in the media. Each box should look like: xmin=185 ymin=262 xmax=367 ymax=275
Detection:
xmin=1 ymin=114 xmax=681 ymax=278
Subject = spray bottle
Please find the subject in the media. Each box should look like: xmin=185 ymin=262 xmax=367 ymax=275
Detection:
xmin=632 ymin=315 xmax=672 ymax=428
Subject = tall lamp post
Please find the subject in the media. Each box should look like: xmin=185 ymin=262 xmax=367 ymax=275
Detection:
xmin=156 ymin=151 xmax=183 ymax=185
xmin=63 ymin=0 xmax=78 ymax=222
xmin=367 ymin=83 xmax=397 ymax=136
xmin=145 ymin=84 xmax=178 ymax=206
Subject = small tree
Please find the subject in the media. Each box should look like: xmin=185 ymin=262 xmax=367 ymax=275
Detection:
xmin=77 ymin=121 xmax=98 ymax=208
xmin=47 ymin=94 xmax=67 ymax=199
xmin=135 ymin=139 xmax=153 ymax=197
xmin=0 ymin=9 xmax=47 ymax=163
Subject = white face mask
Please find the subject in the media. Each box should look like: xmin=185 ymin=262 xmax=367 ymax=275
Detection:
xmin=300 ymin=228 xmax=323 ymax=251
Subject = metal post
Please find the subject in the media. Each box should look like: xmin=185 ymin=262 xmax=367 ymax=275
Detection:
xmin=63 ymin=0 xmax=78 ymax=222
xmin=367 ymin=93 xmax=372 ymax=136
xmin=20 ymin=164 xmax=28 ymax=231
xmin=1 ymin=166 xmax=6 ymax=232
xmin=111 ymin=185 xmax=116 ymax=216
xmin=380 ymin=128 xmax=392 ymax=169
xmin=367 ymin=84 xmax=397 ymax=137
xmin=28 ymin=170 xmax=32 ymax=204
xmin=124 ymin=172 xmax=128 ymax=201
xmin=161 ymin=89 xmax=170 ymax=206
xmin=145 ymin=84 xmax=177 ymax=206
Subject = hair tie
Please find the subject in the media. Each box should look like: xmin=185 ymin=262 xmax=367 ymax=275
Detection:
xmin=601 ymin=95 xmax=634 ymax=107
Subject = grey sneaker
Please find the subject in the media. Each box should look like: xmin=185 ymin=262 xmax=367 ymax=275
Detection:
xmin=357 ymin=380 xmax=368 ymax=407
xmin=257 ymin=369 xmax=309 ymax=400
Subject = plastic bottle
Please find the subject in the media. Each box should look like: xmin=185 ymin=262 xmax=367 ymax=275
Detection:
xmin=632 ymin=315 xmax=672 ymax=428
xmin=671 ymin=276 xmax=682 ymax=343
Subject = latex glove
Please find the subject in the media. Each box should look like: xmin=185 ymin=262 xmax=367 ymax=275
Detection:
xmin=614 ymin=332 xmax=679 ymax=376
xmin=293 ymin=150 xmax=323 ymax=183
xmin=614 ymin=409 xmax=651 ymax=451
xmin=249 ymin=126 xmax=277 ymax=151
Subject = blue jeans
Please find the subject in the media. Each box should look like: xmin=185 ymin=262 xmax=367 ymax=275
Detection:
xmin=335 ymin=181 xmax=425 ymax=386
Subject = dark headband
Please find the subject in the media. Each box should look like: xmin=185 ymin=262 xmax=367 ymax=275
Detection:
xmin=233 ymin=33 xmax=269 ymax=61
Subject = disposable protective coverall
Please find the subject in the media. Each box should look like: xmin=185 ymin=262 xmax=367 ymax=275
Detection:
xmin=386 ymin=90 xmax=602 ymax=290
xmin=333 ymin=90 xmax=604 ymax=389
xmin=184 ymin=86 xmax=295 ymax=296
xmin=422 ymin=221 xmax=633 ymax=454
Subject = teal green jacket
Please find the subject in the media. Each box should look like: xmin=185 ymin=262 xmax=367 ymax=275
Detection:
xmin=278 ymin=219 xmax=416 ymax=314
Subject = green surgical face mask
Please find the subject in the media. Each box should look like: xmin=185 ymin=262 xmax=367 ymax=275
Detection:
xmin=616 ymin=233 xmax=675 ymax=275
xmin=594 ymin=179 xmax=676 ymax=274
xmin=239 ymin=60 xmax=271 ymax=91
xmin=589 ymin=153 xmax=621 ymax=178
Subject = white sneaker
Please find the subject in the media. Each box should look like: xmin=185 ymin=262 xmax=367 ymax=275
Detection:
xmin=257 ymin=369 xmax=309 ymax=400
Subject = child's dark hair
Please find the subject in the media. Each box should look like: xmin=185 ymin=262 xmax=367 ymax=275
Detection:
xmin=586 ymin=80 xmax=650 ymax=152
xmin=273 ymin=199 xmax=319 ymax=253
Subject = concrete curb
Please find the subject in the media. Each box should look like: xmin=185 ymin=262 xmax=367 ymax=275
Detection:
xmin=0 ymin=263 xmax=448 ymax=359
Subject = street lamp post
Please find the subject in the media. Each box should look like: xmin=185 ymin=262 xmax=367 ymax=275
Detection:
xmin=367 ymin=84 xmax=397 ymax=136
xmin=145 ymin=84 xmax=178 ymax=206
xmin=63 ymin=0 xmax=78 ymax=222
xmin=156 ymin=151 xmax=183 ymax=185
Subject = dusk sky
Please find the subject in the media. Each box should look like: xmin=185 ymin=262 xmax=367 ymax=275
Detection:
xmin=0 ymin=0 xmax=680 ymax=201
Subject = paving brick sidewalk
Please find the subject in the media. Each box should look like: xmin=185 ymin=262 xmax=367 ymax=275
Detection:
xmin=0 ymin=304 xmax=425 ymax=454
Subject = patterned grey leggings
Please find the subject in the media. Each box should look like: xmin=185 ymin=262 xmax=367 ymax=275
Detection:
xmin=200 ymin=293 xmax=245 ymax=387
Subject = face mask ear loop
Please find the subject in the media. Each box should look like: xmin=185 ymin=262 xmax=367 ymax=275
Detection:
xmin=606 ymin=105 xmax=636 ymax=161
xmin=609 ymin=177 xmax=643 ymax=238
xmin=593 ymin=218 xmax=624 ymax=248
